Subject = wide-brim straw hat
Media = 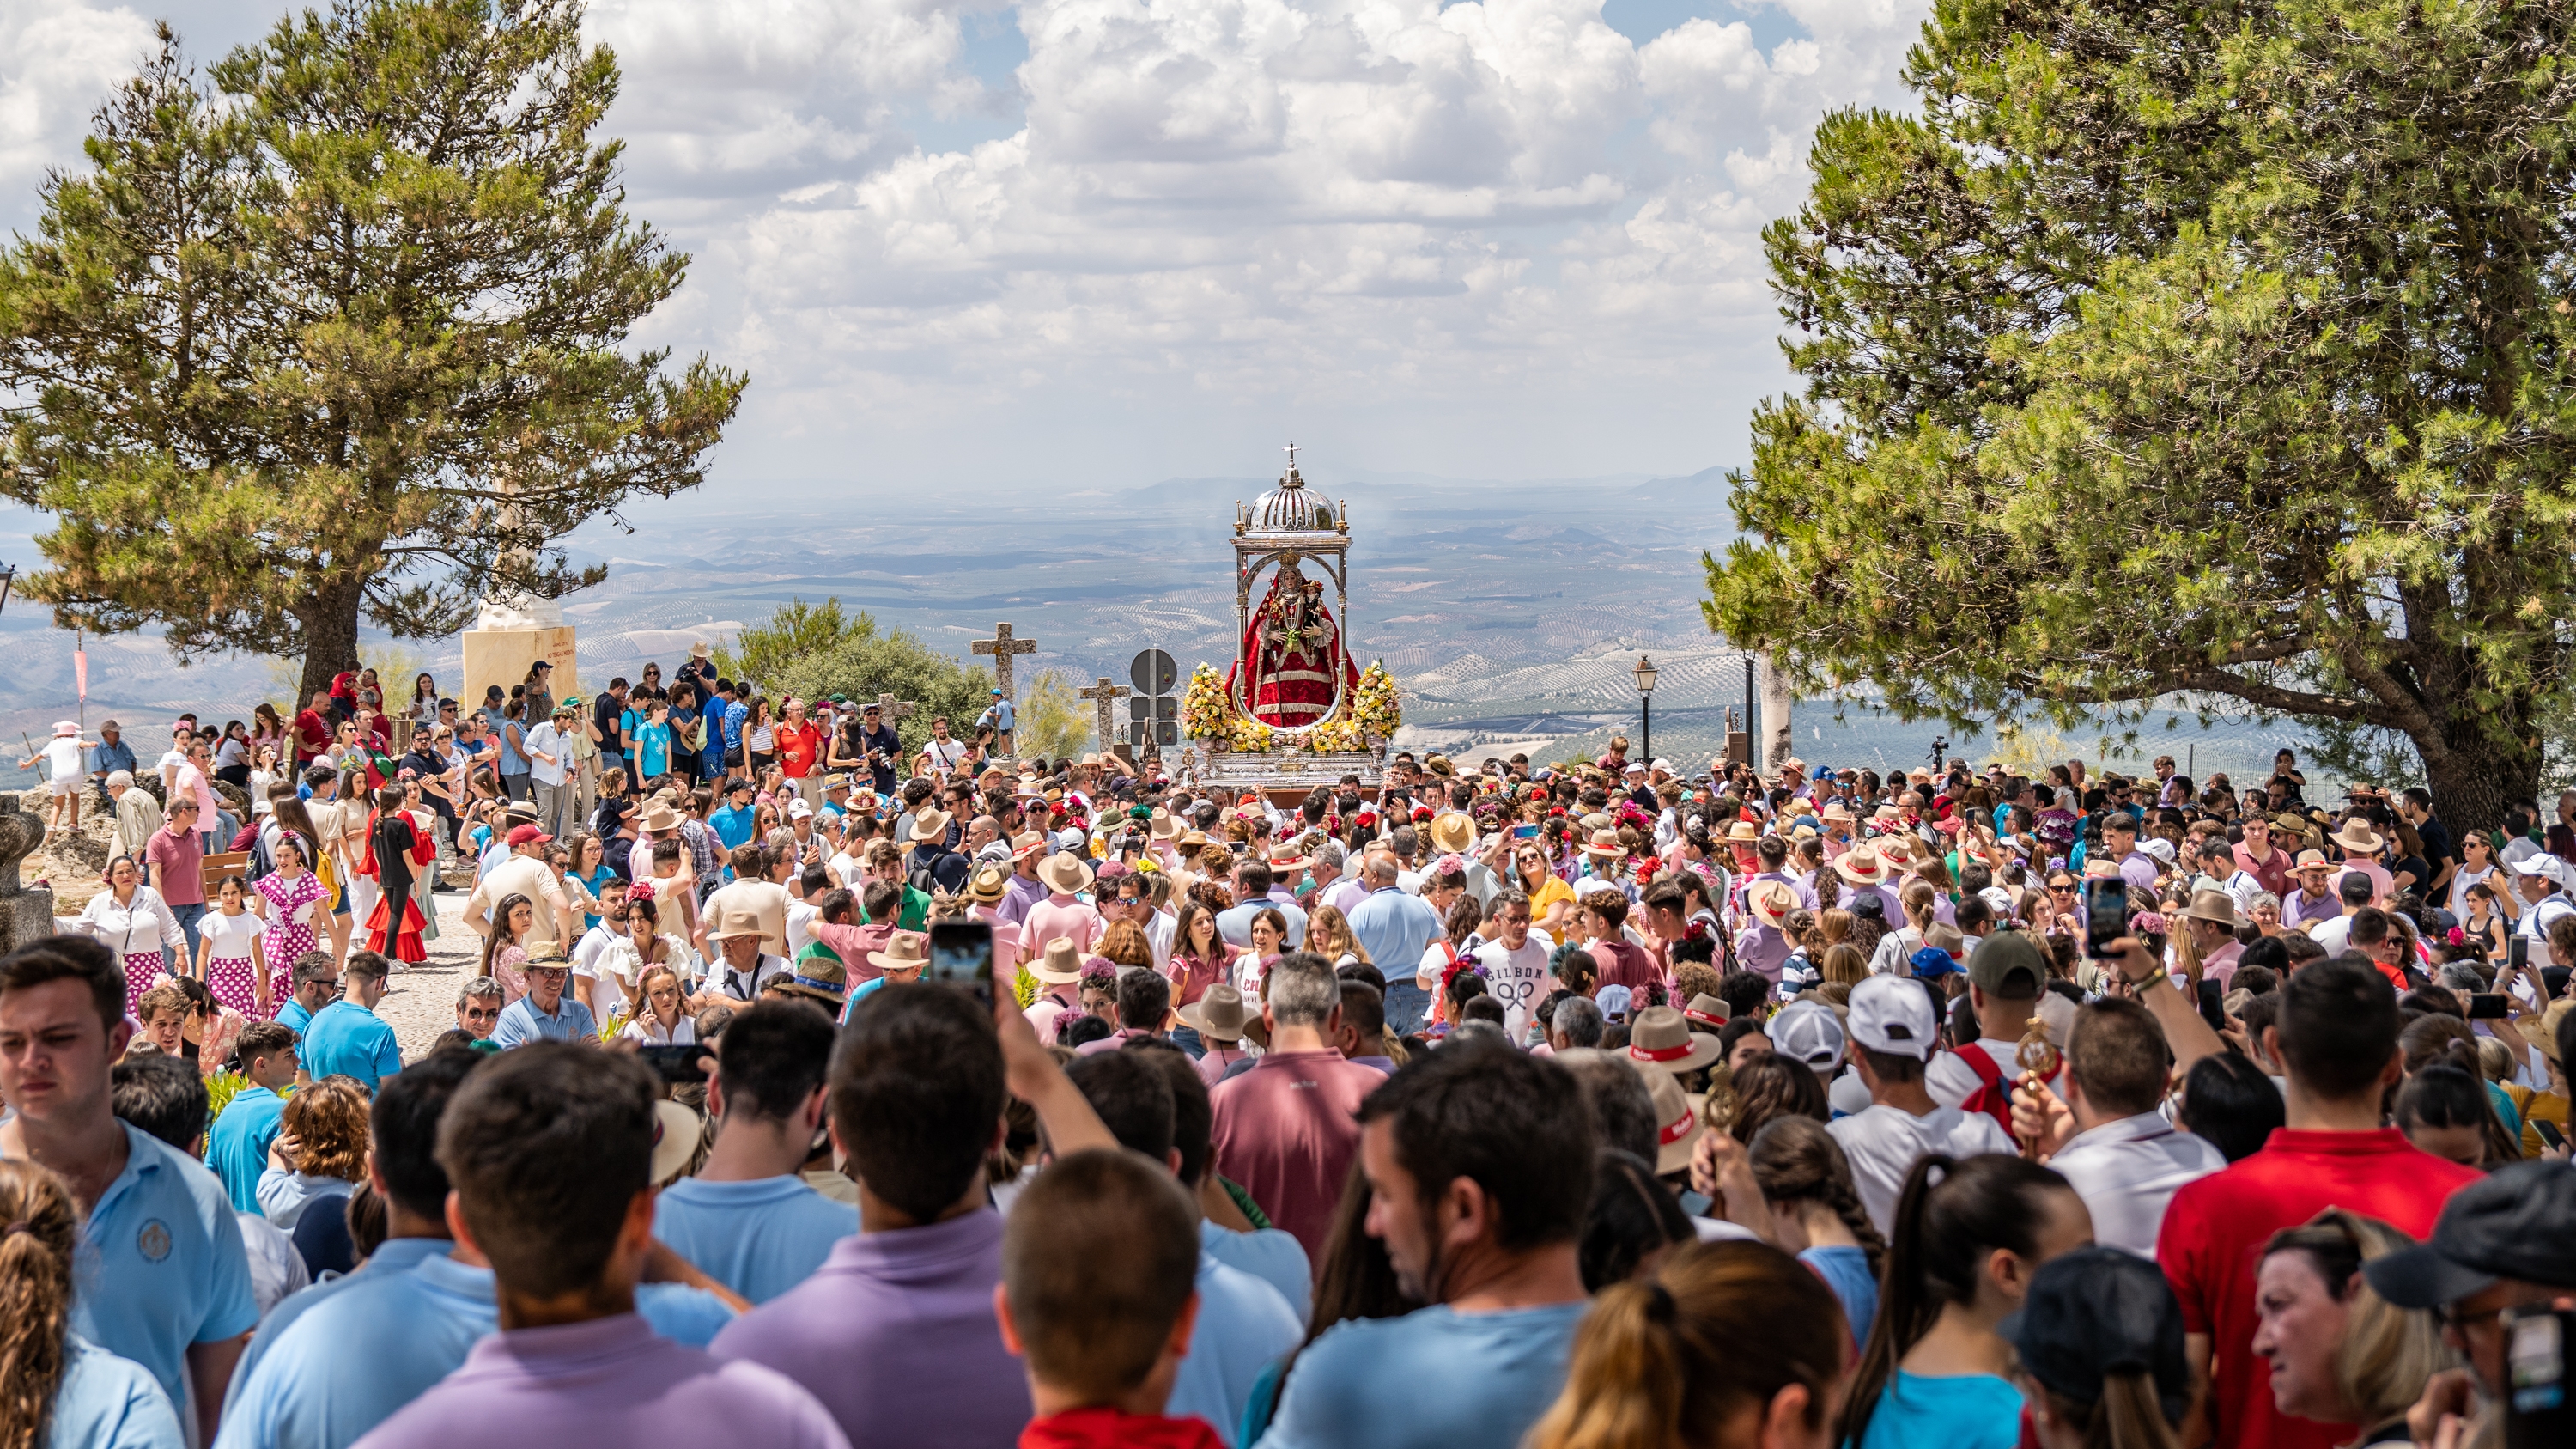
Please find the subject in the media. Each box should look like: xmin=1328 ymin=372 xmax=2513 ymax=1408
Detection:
xmin=1834 ymin=848 xmax=1887 ymax=885
xmin=1682 ymin=993 xmax=1731 ymax=1031
xmin=1428 ymin=812 xmax=1477 ymax=855
xmin=1033 ymin=935 xmax=1084 ymax=984
xmin=1631 ymin=1060 xmax=1705 ymax=1176
xmin=1178 ymin=983 xmax=1251 ymax=1043
xmin=1625 ymin=1005 xmax=1721 ymax=1073
xmin=2331 ymin=820 xmax=2384 ymax=855
xmin=1038 ymin=852 xmax=1092 ymax=895
xmin=1010 ymin=831 xmax=1049 ymax=861
xmin=867 ymin=931 xmax=930 ymax=973
xmin=640 ymin=805 xmax=683 ymax=834
xmin=706 ymin=905 xmax=769 ymax=942
xmin=1581 ymin=828 xmax=1628 ymax=859
xmin=1749 ymin=880 xmax=1800 ymax=930
xmin=650 ymin=1100 xmax=703 ymax=1182
xmin=2178 ymin=890 xmax=2239 ymax=928
xmin=966 ymin=861 xmax=1011 ymax=904
xmin=1149 ymin=809 xmax=1182 ymax=842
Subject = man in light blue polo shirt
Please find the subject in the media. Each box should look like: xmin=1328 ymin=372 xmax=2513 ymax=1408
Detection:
xmin=1216 ymin=859 xmax=1308 ymax=950
xmin=652 ymin=1002 xmax=854 ymax=1304
xmin=299 ymin=951 xmax=404 ymax=1088
xmin=271 ymin=949 xmax=340 ymax=1041
xmin=0 ymin=936 xmax=258 ymax=1445
xmin=491 ymin=947 xmax=598 ymax=1047
xmin=217 ymin=1046 xmax=739 ymax=1449
xmin=1345 ymin=853 xmax=1442 ymax=980
xmin=206 ymin=1021 xmax=300 ymax=1213
xmin=708 ymin=778 xmax=757 ymax=855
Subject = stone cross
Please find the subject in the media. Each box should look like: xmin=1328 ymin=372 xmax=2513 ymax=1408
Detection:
xmin=1078 ymin=676 xmax=1132 ymax=752
xmin=876 ymin=692 xmax=916 ymax=726
xmin=971 ymin=623 xmax=1037 ymax=700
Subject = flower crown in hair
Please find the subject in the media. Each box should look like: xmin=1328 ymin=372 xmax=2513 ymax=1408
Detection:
xmin=1684 ymin=918 xmax=1710 ymax=941
xmin=2129 ymin=911 xmax=2167 ymax=935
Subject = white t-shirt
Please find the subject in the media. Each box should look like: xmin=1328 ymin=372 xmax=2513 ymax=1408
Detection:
xmin=1828 ymin=1101 xmax=2017 ymax=1233
xmin=2450 ymin=864 xmax=2497 ymax=923
xmin=39 ymin=736 xmax=85 ymax=783
xmin=1473 ymin=938 xmax=1558 ymax=1042
xmin=200 ymin=908 xmax=266 ymax=963
xmin=2311 ymin=913 xmax=2355 ymax=955
xmin=787 ymin=900 xmax=818 ymax=959
xmin=573 ymin=922 xmax=628 ymax=1020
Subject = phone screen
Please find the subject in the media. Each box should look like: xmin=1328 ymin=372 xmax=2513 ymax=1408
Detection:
xmin=2512 ymin=935 xmax=2530 ymax=971
xmin=927 ymin=919 xmax=995 ymax=1009
xmin=635 ymin=1044 xmax=709 ymax=1083
xmin=2506 ymin=1306 xmax=2576 ymax=1442
xmin=2082 ymin=877 xmax=2129 ymax=959
xmin=2536 ymin=1119 xmax=2567 ymax=1152
xmin=1513 ymin=825 xmax=1540 ymax=839
xmin=2471 ymin=993 xmax=2512 ymax=1020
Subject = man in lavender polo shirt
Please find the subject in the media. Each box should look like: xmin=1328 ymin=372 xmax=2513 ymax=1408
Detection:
xmin=996 ymin=833 xmax=1050 ymax=929
xmin=711 ymin=982 xmax=1120 ymax=1449
xmin=353 ymin=1045 xmax=845 ymax=1449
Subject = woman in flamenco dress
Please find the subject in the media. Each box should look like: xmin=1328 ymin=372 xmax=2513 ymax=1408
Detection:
xmin=361 ymin=783 xmax=435 ymax=963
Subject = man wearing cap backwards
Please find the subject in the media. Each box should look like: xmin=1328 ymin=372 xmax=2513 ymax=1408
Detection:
xmin=2361 ymin=1160 xmax=2576 ymax=1449
xmin=1828 ymin=975 xmax=2018 ymax=1233
xmin=465 ymin=821 xmax=574 ymax=957
xmin=2158 ymin=956 xmax=2483 ymax=1449
xmin=1923 ymin=930 xmax=2060 ymax=1127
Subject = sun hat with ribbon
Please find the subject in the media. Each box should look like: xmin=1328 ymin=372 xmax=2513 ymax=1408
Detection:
xmin=1033 ymin=936 xmax=1084 ymax=985
xmin=1624 ymin=1004 xmax=1721 ymax=1073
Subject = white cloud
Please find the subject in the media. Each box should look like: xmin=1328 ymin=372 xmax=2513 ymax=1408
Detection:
xmin=4 ymin=0 xmax=1931 ymax=484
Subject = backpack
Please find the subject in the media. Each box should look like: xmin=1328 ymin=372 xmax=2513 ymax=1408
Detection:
xmin=1951 ymin=1043 xmax=2020 ymax=1138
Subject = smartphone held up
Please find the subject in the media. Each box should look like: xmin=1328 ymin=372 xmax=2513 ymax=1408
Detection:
xmin=927 ymin=919 xmax=995 ymax=1010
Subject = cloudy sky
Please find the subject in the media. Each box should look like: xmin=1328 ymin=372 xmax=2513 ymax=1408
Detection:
xmin=2 ymin=0 xmax=1929 ymax=492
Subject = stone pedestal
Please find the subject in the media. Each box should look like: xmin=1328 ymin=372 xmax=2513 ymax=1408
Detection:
xmin=0 ymin=796 xmax=58 ymax=950
xmin=464 ymin=625 xmax=579 ymax=714
xmin=1187 ymin=745 xmax=1386 ymax=794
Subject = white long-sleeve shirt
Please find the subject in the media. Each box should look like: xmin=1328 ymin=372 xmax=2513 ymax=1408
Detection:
xmin=72 ymin=886 xmax=186 ymax=958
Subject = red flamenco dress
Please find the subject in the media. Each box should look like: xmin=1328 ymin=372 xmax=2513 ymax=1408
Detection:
xmin=361 ymin=808 xmax=434 ymax=964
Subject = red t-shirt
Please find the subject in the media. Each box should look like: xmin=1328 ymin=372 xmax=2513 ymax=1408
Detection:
xmin=1208 ymin=1049 xmax=1384 ymax=1264
xmin=2157 ymin=1128 xmax=2483 ymax=1449
xmin=775 ymin=721 xmax=824 ymax=778
xmin=294 ymin=709 xmax=332 ymax=758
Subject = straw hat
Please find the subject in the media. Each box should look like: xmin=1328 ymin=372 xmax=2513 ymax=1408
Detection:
xmin=1833 ymin=847 xmax=1888 ymax=885
xmin=1724 ymin=819 xmax=1760 ymax=843
xmin=1428 ymin=812 xmax=1478 ymax=855
xmin=1681 ymin=993 xmax=1731 ymax=1031
xmin=1178 ymin=983 xmax=1252 ymax=1043
xmin=2518 ymin=998 xmax=2576 ymax=1063
xmin=1580 ymin=828 xmax=1628 ymax=860
xmin=640 ymin=804 xmax=683 ymax=834
xmin=1009 ymin=831 xmax=1049 ymax=862
xmin=2178 ymin=890 xmax=2239 ymax=928
xmin=1037 ymin=852 xmax=1093 ymax=896
xmin=1625 ymin=1004 xmax=1721 ymax=1073
xmin=771 ymin=954 xmax=848 ymax=1007
xmin=1748 ymin=880 xmax=1799 ymax=930
xmin=867 ymin=931 xmax=930 ymax=974
xmin=1820 ymin=801 xmax=1856 ymax=824
xmin=902 ymin=809 xmax=953 ymax=853
xmin=966 ymin=861 xmax=1011 ymax=905
xmin=706 ymin=904 xmax=769 ymax=943
xmin=1033 ymin=936 xmax=1084 ymax=984
xmin=1149 ymin=809 xmax=1182 ymax=842
xmin=650 ymin=1100 xmax=703 ymax=1182
xmin=2330 ymin=819 xmax=2384 ymax=855
xmin=1629 ymin=1059 xmax=1705 ymax=1175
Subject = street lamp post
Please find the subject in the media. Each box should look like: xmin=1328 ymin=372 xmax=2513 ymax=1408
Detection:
xmin=1632 ymin=654 xmax=1658 ymax=768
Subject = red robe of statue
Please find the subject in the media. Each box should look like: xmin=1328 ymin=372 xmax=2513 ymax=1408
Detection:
xmin=1228 ymin=566 xmax=1359 ymax=728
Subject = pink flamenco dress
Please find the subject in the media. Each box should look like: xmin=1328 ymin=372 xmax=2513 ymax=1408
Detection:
xmin=256 ymin=866 xmax=331 ymax=1016
xmin=361 ymin=809 xmax=434 ymax=964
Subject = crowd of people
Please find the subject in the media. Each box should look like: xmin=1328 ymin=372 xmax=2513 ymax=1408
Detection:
xmin=8 ymin=653 xmax=2576 ymax=1449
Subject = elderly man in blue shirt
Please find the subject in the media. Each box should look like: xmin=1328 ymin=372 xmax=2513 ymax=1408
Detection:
xmin=0 ymin=936 xmax=258 ymax=1446
xmin=491 ymin=945 xmax=598 ymax=1047
xmin=1345 ymin=850 xmax=1441 ymax=977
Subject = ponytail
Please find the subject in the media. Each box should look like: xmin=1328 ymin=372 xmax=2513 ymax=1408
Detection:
xmin=0 ymin=1163 xmax=80 ymax=1449
xmin=1837 ymin=1153 xmax=2075 ymax=1449
xmin=1747 ymin=1115 xmax=1887 ymax=1279
xmin=2069 ymin=1372 xmax=2184 ymax=1449
xmin=1528 ymin=1279 xmax=1687 ymax=1449
xmin=1531 ymin=1241 xmax=1844 ymax=1449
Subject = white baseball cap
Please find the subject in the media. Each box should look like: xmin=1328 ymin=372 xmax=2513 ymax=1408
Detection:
xmin=2513 ymin=854 xmax=2569 ymax=887
xmin=1848 ymin=975 xmax=1938 ymax=1062
xmin=787 ymin=798 xmax=814 ymax=819
xmin=1769 ymin=999 xmax=1845 ymax=1069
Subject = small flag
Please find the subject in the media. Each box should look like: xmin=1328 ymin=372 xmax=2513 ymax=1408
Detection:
xmin=74 ymin=648 xmax=87 ymax=700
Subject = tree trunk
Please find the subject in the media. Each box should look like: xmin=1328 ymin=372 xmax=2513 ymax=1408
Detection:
xmin=295 ymin=573 xmax=367 ymax=709
xmin=2417 ymin=717 xmax=2540 ymax=837
xmin=1759 ymin=654 xmax=1795 ymax=772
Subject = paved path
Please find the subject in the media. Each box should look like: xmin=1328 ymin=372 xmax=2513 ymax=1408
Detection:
xmin=375 ymin=889 xmax=489 ymax=1060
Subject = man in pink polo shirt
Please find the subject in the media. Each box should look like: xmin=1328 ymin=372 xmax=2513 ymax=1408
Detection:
xmin=1018 ymin=850 xmax=1103 ymax=959
xmin=1207 ymin=953 xmax=1385 ymax=1262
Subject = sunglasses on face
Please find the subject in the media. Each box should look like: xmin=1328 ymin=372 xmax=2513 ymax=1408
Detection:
xmin=462 ymin=1005 xmax=500 ymax=1022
